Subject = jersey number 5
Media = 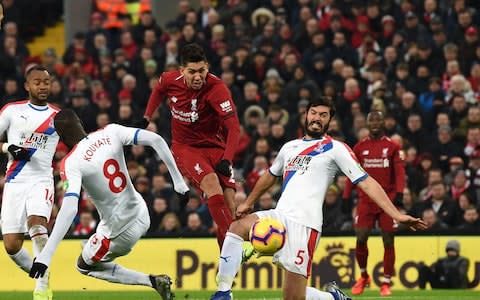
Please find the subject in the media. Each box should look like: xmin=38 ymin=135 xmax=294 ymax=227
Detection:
xmin=103 ymin=159 xmax=127 ymax=193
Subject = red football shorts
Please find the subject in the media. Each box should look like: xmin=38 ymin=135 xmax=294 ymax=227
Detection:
xmin=171 ymin=144 xmax=236 ymax=191
xmin=355 ymin=197 xmax=397 ymax=232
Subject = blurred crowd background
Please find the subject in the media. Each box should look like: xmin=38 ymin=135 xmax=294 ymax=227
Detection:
xmin=0 ymin=0 xmax=480 ymax=238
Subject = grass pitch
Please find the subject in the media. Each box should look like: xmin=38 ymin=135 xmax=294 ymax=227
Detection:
xmin=0 ymin=289 xmax=479 ymax=299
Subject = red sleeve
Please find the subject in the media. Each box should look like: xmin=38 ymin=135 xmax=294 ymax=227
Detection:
xmin=144 ymin=73 xmax=167 ymax=118
xmin=208 ymin=81 xmax=240 ymax=162
xmin=222 ymin=115 xmax=240 ymax=162
xmin=393 ymin=143 xmax=406 ymax=193
xmin=208 ymin=81 xmax=237 ymax=119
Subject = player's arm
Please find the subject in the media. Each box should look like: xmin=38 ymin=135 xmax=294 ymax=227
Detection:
xmin=238 ymin=171 xmax=277 ymax=218
xmin=356 ymin=176 xmax=404 ymax=220
xmin=333 ymin=141 xmax=427 ymax=230
xmin=237 ymin=145 xmax=286 ymax=218
xmin=393 ymin=144 xmax=406 ymax=206
xmin=210 ymin=84 xmax=240 ymax=177
xmin=29 ymin=161 xmax=82 ymax=278
xmin=341 ymin=143 xmax=358 ymax=213
xmin=0 ymin=107 xmax=30 ymax=160
xmin=109 ymin=124 xmax=189 ymax=194
xmin=133 ymin=128 xmax=189 ymax=195
xmin=141 ymin=74 xmax=168 ymax=125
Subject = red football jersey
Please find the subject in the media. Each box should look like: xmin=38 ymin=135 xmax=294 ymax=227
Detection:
xmin=344 ymin=136 xmax=405 ymax=202
xmin=145 ymin=71 xmax=238 ymax=150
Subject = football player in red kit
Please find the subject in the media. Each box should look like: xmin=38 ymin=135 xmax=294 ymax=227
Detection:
xmin=342 ymin=110 xmax=405 ymax=296
xmin=140 ymin=43 xmax=240 ymax=249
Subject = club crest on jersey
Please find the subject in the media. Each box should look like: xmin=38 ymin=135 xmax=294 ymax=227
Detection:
xmin=171 ymin=96 xmax=178 ymax=103
xmin=382 ymin=147 xmax=389 ymax=157
xmin=312 ymin=142 xmax=333 ymax=155
xmin=194 ymin=163 xmax=204 ymax=175
xmin=191 ymin=99 xmax=197 ymax=111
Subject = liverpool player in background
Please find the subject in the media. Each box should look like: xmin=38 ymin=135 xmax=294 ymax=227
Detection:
xmin=342 ymin=110 xmax=406 ymax=296
xmin=139 ymin=43 xmax=240 ymax=249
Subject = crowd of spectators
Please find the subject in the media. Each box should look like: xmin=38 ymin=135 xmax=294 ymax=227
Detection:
xmin=1 ymin=0 xmax=480 ymax=238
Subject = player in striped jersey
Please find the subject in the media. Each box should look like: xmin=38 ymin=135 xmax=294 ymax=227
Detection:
xmin=0 ymin=65 xmax=59 ymax=300
xmin=211 ymin=97 xmax=427 ymax=300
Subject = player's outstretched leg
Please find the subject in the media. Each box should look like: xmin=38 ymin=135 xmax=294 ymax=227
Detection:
xmin=77 ymin=256 xmax=173 ymax=298
xmin=149 ymin=274 xmax=174 ymax=300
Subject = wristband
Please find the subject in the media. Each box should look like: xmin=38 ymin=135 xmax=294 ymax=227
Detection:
xmin=2 ymin=143 xmax=10 ymax=153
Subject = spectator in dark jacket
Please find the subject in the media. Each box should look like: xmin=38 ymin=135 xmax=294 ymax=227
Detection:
xmin=419 ymin=240 xmax=469 ymax=289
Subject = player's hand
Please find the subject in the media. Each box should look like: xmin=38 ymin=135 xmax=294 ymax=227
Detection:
xmin=341 ymin=197 xmax=353 ymax=215
xmin=395 ymin=214 xmax=428 ymax=231
xmin=176 ymin=190 xmax=190 ymax=211
xmin=394 ymin=193 xmax=404 ymax=207
xmin=8 ymin=145 xmax=30 ymax=161
xmin=133 ymin=117 xmax=149 ymax=129
xmin=236 ymin=202 xmax=253 ymax=219
xmin=215 ymin=159 xmax=232 ymax=177
xmin=29 ymin=258 xmax=48 ymax=279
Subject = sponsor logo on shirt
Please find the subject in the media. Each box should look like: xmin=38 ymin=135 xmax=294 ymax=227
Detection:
xmin=285 ymin=155 xmax=312 ymax=174
xmin=171 ymin=107 xmax=199 ymax=123
xmin=219 ymin=100 xmax=233 ymax=113
xmin=19 ymin=132 xmax=49 ymax=149
xmin=363 ymin=158 xmax=388 ymax=168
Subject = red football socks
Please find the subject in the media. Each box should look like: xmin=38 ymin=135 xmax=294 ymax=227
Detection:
xmin=384 ymin=246 xmax=395 ymax=278
xmin=208 ymin=194 xmax=233 ymax=248
xmin=356 ymin=241 xmax=369 ymax=277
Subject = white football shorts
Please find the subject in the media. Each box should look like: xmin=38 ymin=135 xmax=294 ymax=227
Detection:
xmin=1 ymin=180 xmax=54 ymax=234
xmin=255 ymin=209 xmax=321 ymax=277
xmin=82 ymin=208 xmax=150 ymax=265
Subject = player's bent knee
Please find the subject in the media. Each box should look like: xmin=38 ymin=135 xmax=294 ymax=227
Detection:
xmin=3 ymin=235 xmax=24 ymax=255
xmin=4 ymin=244 xmax=22 ymax=255
xmin=229 ymin=220 xmax=244 ymax=234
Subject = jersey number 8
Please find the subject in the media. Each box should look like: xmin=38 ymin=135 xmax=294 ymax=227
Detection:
xmin=103 ymin=159 xmax=127 ymax=193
